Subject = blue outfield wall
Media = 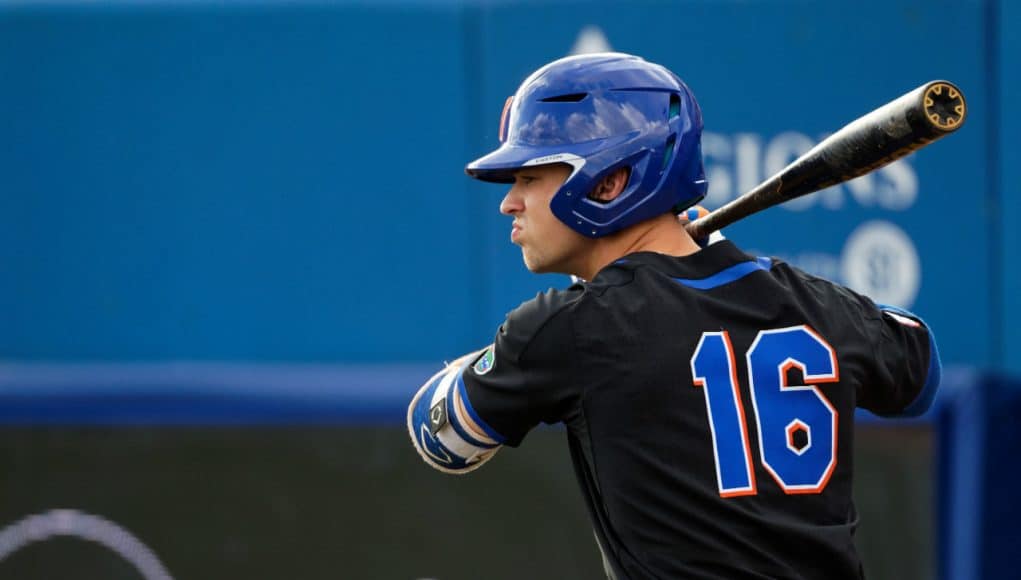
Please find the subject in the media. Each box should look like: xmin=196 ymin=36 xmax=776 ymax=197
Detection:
xmin=0 ymin=0 xmax=1005 ymax=369
xmin=998 ymin=0 xmax=1021 ymax=375
xmin=938 ymin=371 xmax=1021 ymax=580
xmin=0 ymin=1 xmax=478 ymax=362
xmin=0 ymin=361 xmax=437 ymax=425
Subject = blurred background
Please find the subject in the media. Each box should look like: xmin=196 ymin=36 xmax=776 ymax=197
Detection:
xmin=0 ymin=0 xmax=1017 ymax=578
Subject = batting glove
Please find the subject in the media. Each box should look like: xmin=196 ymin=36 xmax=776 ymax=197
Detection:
xmin=679 ymin=205 xmax=726 ymax=248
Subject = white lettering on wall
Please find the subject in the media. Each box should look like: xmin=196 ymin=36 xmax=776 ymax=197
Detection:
xmin=841 ymin=220 xmax=920 ymax=308
xmin=703 ymin=131 xmax=919 ymax=211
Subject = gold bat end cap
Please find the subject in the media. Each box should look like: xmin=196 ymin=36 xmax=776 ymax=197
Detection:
xmin=923 ymin=81 xmax=967 ymax=131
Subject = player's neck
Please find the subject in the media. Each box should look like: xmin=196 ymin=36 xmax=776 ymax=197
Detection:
xmin=574 ymin=214 xmax=702 ymax=281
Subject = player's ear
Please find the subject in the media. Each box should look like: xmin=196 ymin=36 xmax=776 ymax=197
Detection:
xmin=589 ymin=167 xmax=630 ymax=203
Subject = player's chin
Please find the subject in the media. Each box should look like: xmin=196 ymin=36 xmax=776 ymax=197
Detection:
xmin=522 ymin=253 xmax=564 ymax=275
xmin=521 ymin=251 xmax=549 ymax=274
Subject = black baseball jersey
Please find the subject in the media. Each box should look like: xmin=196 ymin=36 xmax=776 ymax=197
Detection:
xmin=461 ymin=240 xmax=937 ymax=580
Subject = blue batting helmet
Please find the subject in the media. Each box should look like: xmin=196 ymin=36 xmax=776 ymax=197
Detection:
xmin=466 ymin=52 xmax=707 ymax=238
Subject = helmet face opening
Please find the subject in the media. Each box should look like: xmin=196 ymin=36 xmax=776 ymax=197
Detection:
xmin=466 ymin=52 xmax=708 ymax=238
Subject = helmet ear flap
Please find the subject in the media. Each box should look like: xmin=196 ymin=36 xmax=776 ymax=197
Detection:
xmin=550 ymin=147 xmax=654 ymax=237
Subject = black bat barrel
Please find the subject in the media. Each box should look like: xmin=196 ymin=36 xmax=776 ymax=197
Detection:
xmin=686 ymin=80 xmax=966 ymax=240
xmin=803 ymin=80 xmax=966 ymax=195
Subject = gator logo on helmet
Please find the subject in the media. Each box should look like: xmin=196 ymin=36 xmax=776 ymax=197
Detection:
xmin=473 ymin=347 xmax=496 ymax=375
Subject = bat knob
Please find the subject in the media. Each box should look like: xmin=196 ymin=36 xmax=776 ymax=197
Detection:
xmin=922 ymin=81 xmax=966 ymax=131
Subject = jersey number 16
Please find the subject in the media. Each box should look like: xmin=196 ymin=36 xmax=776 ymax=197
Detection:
xmin=690 ymin=325 xmax=839 ymax=497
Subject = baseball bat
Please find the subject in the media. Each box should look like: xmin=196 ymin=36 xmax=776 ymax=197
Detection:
xmin=684 ymin=80 xmax=967 ymax=240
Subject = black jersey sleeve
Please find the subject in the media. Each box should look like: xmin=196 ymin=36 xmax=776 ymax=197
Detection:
xmin=855 ymin=298 xmax=941 ymax=417
xmin=460 ymin=288 xmax=582 ymax=447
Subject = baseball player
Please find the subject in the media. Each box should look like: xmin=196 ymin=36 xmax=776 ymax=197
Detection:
xmin=408 ymin=53 xmax=940 ymax=579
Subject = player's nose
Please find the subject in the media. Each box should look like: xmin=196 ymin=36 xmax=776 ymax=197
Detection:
xmin=499 ymin=187 xmax=524 ymax=215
